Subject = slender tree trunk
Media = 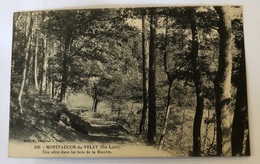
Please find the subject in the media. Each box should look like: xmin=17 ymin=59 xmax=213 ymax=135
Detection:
xmin=34 ymin=36 xmax=39 ymax=91
xmin=59 ymin=37 xmax=71 ymax=102
xmin=33 ymin=22 xmax=39 ymax=92
xmin=92 ymin=98 xmax=98 ymax=113
xmin=231 ymin=40 xmax=249 ymax=156
xmin=18 ymin=13 xmax=33 ymax=114
xmin=25 ymin=49 xmax=33 ymax=92
xmin=193 ymin=95 xmax=204 ymax=156
xmin=52 ymin=78 xmax=55 ymax=99
xmin=214 ymin=6 xmax=233 ymax=156
xmin=92 ymin=85 xmax=98 ymax=112
xmin=147 ymin=8 xmax=157 ymax=144
xmin=158 ymin=15 xmax=173 ymax=149
xmin=48 ymin=73 xmax=52 ymax=97
xmin=189 ymin=7 xmax=204 ymax=157
xmin=60 ymin=52 xmax=68 ymax=102
xmin=41 ymin=36 xmax=48 ymax=94
xmin=158 ymin=82 xmax=172 ymax=149
xmin=139 ymin=12 xmax=148 ymax=133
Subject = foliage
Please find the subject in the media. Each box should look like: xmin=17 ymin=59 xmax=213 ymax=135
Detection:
xmin=10 ymin=6 xmax=247 ymax=157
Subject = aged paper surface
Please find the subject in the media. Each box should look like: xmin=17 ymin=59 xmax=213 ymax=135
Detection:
xmin=9 ymin=6 xmax=249 ymax=157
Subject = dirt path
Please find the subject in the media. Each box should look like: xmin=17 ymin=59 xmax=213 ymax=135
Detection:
xmin=66 ymin=93 xmax=135 ymax=143
xmin=62 ymin=94 xmax=173 ymax=157
xmin=86 ymin=118 xmax=134 ymax=144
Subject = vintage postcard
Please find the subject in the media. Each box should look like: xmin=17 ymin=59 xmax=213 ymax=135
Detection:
xmin=9 ymin=6 xmax=250 ymax=157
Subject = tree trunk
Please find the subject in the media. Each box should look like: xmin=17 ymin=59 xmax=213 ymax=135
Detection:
xmin=25 ymin=47 xmax=33 ymax=92
xmin=214 ymin=6 xmax=232 ymax=156
xmin=48 ymin=73 xmax=53 ymax=97
xmin=92 ymin=85 xmax=98 ymax=112
xmin=18 ymin=13 xmax=33 ymax=114
xmin=158 ymin=15 xmax=173 ymax=149
xmin=52 ymin=78 xmax=55 ymax=99
xmin=189 ymin=7 xmax=204 ymax=157
xmin=59 ymin=52 xmax=68 ymax=102
xmin=92 ymin=98 xmax=98 ymax=113
xmin=33 ymin=25 xmax=39 ymax=91
xmin=147 ymin=8 xmax=157 ymax=144
xmin=245 ymin=133 xmax=250 ymax=156
xmin=41 ymin=36 xmax=48 ymax=95
xmin=59 ymin=38 xmax=71 ymax=102
xmin=139 ymin=12 xmax=148 ymax=133
xmin=158 ymin=82 xmax=172 ymax=149
xmin=231 ymin=39 xmax=249 ymax=156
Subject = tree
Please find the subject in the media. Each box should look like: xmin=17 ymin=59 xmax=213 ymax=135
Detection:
xmin=86 ymin=61 xmax=111 ymax=113
xmin=45 ymin=10 xmax=92 ymax=102
xmin=231 ymin=17 xmax=250 ymax=156
xmin=231 ymin=43 xmax=248 ymax=156
xmin=10 ymin=6 xmax=250 ymax=157
xmin=45 ymin=9 xmax=132 ymax=102
xmin=88 ymin=77 xmax=100 ymax=112
xmin=158 ymin=13 xmax=173 ymax=150
xmin=139 ymin=10 xmax=148 ymax=133
xmin=41 ymin=34 xmax=49 ymax=94
xmin=147 ymin=8 xmax=157 ymax=144
xmin=18 ymin=13 xmax=33 ymax=114
xmin=33 ymin=17 xmax=39 ymax=92
xmin=214 ymin=6 xmax=233 ymax=156
xmin=188 ymin=7 xmax=205 ymax=156
xmin=59 ymin=35 xmax=70 ymax=102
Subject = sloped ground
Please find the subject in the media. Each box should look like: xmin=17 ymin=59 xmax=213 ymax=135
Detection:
xmin=9 ymin=94 xmax=174 ymax=157
xmin=9 ymin=95 xmax=134 ymax=144
xmin=9 ymin=95 xmax=89 ymax=142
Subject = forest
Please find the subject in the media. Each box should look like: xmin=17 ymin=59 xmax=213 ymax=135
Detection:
xmin=9 ymin=6 xmax=249 ymax=157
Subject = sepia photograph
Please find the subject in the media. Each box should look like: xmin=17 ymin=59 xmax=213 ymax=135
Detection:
xmin=8 ymin=6 xmax=250 ymax=157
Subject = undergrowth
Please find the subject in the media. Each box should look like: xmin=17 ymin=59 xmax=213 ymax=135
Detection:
xmin=9 ymin=92 xmax=89 ymax=142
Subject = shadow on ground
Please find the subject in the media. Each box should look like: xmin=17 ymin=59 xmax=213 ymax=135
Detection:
xmin=87 ymin=123 xmax=131 ymax=143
